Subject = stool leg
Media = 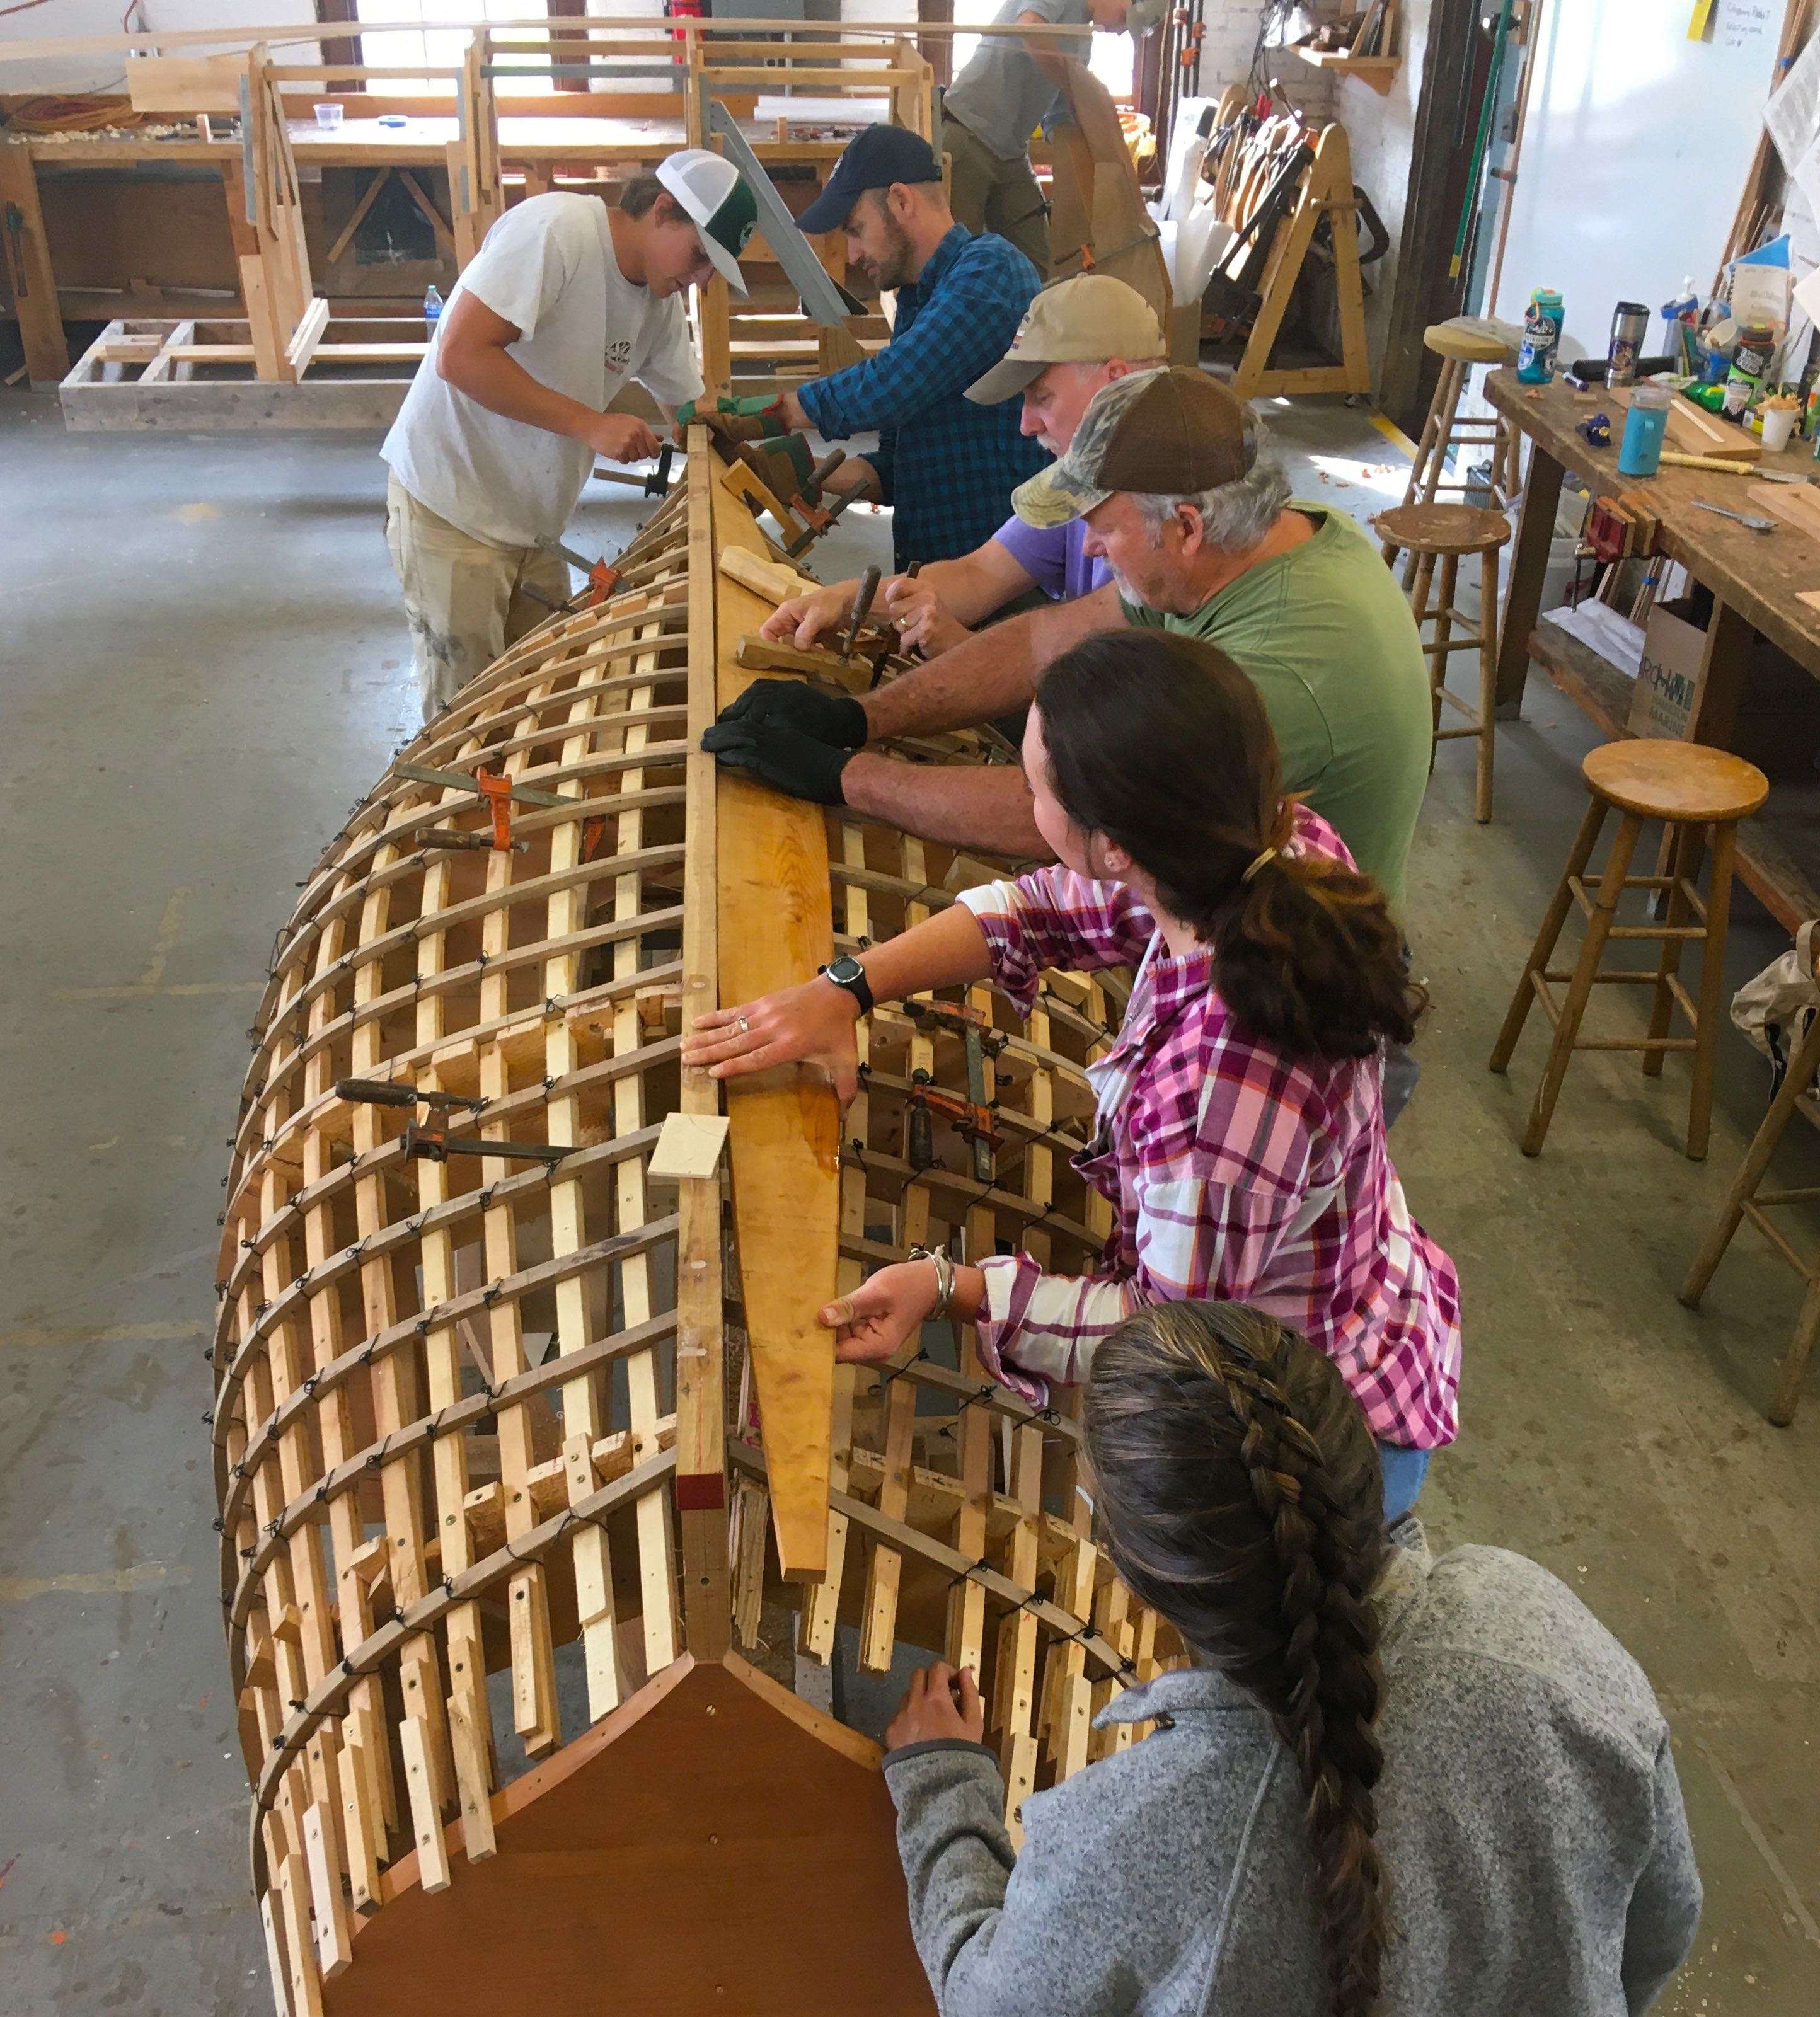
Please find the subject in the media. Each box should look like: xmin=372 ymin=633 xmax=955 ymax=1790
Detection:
xmin=1682 ymin=1002 xmax=1820 ymax=1306
xmin=1642 ymin=820 xmax=1703 ymax=1078
xmin=1473 ymin=541 xmax=1499 ymax=822
xmin=1429 ymin=553 xmax=1457 ymax=750
xmin=1490 ymin=794 xmax=1607 ymax=1074
xmin=1419 ymin=359 xmax=1466 ymax=506
xmin=1407 ymin=548 xmax=1439 ymax=765
xmin=1398 ymin=358 xmax=1451 ymax=512
xmin=1686 ymin=819 xmax=1739 ymax=1161
xmin=1770 ymin=1270 xmax=1820 ymax=1425
xmin=1520 ymin=810 xmax=1642 ymax=1156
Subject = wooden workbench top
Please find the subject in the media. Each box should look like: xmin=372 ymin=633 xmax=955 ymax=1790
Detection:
xmin=1487 ymin=368 xmax=1820 ymax=677
xmin=10 ymin=110 xmax=877 ymax=169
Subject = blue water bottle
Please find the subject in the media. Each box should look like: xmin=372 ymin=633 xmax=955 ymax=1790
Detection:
xmin=424 ymin=284 xmax=444 ymax=339
xmin=1617 ymin=384 xmax=1669 ymax=478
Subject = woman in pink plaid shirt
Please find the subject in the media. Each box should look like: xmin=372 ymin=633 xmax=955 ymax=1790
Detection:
xmin=685 ymin=629 xmax=1461 ymax=1519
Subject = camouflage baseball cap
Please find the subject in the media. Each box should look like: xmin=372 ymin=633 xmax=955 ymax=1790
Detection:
xmin=1011 ymin=367 xmax=1256 ymax=529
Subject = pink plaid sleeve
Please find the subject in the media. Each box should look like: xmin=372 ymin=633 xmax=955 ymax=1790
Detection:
xmin=974 ymin=1167 xmax=1312 ymax=1403
xmin=957 ymin=870 xmax=1156 ymax=1014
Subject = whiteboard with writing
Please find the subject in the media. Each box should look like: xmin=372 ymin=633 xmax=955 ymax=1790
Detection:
xmin=1492 ymin=0 xmax=1786 ymax=362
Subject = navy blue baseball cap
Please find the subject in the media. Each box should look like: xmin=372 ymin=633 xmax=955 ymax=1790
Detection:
xmin=796 ymin=125 xmax=943 ymax=233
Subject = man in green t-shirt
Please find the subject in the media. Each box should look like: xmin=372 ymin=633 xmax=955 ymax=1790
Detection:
xmin=704 ymin=366 xmax=1432 ymax=916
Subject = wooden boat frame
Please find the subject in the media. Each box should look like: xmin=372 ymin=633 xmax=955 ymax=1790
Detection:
xmin=212 ymin=431 xmax=1174 ymax=2016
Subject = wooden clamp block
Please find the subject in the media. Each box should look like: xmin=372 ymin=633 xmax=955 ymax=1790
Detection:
xmin=648 ymin=1111 xmax=731 ymax=1183
xmin=718 ymin=546 xmax=812 ymax=607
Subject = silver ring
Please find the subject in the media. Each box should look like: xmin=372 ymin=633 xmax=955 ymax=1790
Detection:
xmin=737 ymin=1016 xmax=750 ymax=1035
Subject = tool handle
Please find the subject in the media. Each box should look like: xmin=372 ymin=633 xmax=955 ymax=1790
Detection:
xmin=336 ymin=1076 xmax=417 ymax=1109
xmin=907 ymin=1096 xmax=935 ymax=1173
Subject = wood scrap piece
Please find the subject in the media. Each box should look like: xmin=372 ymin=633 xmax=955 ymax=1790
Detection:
xmin=1797 ymin=590 xmax=1820 ymax=614
xmin=1666 ymin=397 xmax=1761 ymax=462
xmin=647 ymin=1110 xmax=730 ymax=1182
xmin=1749 ymin=481 xmax=1820 ymax=545
xmin=718 ymin=543 xmax=813 ymax=607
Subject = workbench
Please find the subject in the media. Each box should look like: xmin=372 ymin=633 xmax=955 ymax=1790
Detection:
xmin=2 ymin=101 xmax=882 ymax=389
xmin=1489 ymin=367 xmax=1820 ymax=933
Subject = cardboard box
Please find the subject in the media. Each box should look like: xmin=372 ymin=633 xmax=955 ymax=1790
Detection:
xmin=1628 ymin=601 xmax=1708 ymax=740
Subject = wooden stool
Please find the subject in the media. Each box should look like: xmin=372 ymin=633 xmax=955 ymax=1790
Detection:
xmin=1374 ymin=503 xmax=1510 ymax=824
xmin=1680 ymin=953 xmax=1820 ymax=1424
xmin=1489 ymin=740 xmax=1769 ymax=1159
xmin=1386 ymin=317 xmax=1524 ymax=528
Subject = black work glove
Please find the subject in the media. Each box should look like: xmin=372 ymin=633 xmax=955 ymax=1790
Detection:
xmin=715 ymin=678 xmax=868 ymax=750
xmin=701 ymin=716 xmax=851 ymax=806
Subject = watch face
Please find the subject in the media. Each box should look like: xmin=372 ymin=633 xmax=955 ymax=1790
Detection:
xmin=827 ymin=957 xmax=862 ymax=983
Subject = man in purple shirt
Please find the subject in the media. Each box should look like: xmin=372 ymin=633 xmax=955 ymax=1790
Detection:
xmin=760 ymin=272 xmax=1166 ymax=656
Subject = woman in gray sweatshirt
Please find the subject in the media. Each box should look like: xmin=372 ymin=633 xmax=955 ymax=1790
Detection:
xmin=881 ymin=1301 xmax=1701 ymax=2016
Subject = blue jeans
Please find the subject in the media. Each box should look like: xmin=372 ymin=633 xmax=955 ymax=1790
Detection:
xmin=1375 ymin=1440 xmax=1431 ymax=1522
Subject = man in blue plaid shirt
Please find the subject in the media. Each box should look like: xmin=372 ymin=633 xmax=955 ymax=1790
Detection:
xmin=705 ymin=127 xmax=1049 ymax=568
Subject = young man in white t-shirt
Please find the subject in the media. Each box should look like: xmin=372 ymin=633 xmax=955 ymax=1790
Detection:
xmin=383 ymin=149 xmax=754 ymax=719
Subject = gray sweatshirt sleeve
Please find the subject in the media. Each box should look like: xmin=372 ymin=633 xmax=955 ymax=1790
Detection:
xmin=884 ymin=1741 xmax=1118 ymax=2017
xmin=1621 ymin=1734 xmax=1703 ymax=2013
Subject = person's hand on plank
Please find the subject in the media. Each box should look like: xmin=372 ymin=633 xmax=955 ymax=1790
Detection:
xmin=759 ymin=580 xmax=858 ymax=648
xmin=682 ymin=978 xmax=862 ymax=1103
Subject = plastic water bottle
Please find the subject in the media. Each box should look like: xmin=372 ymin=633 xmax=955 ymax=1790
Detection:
xmin=1617 ymin=383 xmax=1670 ymax=478
xmin=424 ymin=285 xmax=444 ymax=339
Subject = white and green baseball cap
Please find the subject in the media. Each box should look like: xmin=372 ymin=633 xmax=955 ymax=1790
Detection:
xmin=655 ymin=148 xmax=756 ymax=296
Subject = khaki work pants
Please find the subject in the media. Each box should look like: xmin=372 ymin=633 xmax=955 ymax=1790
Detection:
xmin=384 ymin=473 xmax=571 ymax=721
xmin=943 ymin=117 xmax=1051 ymax=278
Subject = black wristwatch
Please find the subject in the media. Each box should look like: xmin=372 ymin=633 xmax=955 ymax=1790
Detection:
xmin=819 ymin=954 xmax=874 ymax=1018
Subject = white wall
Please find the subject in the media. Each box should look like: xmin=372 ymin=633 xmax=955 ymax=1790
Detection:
xmin=1332 ymin=0 xmax=1435 ymax=382
xmin=1 ymin=0 xmax=320 ymax=95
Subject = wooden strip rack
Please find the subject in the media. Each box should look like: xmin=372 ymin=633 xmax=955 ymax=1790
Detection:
xmin=212 ymin=431 xmax=1175 ymax=2016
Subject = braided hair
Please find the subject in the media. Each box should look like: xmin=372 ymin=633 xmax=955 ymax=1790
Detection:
xmin=1034 ymin=629 xmax=1424 ymax=1060
xmin=1084 ymin=1301 xmax=1390 ymax=2017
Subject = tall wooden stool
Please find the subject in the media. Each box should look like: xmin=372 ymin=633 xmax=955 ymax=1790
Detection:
xmin=1489 ymin=740 xmax=1768 ymax=1159
xmin=1680 ymin=950 xmax=1820 ymax=1424
xmin=1374 ymin=503 xmax=1509 ymax=823
xmin=1386 ymin=317 xmax=1524 ymax=532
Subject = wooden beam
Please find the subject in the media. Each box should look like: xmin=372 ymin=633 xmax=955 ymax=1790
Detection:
xmin=0 ymin=145 xmax=68 ymax=385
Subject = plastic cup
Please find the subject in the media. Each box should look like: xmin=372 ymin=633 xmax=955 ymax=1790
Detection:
xmin=314 ymin=101 xmax=344 ymax=129
xmin=1761 ymin=406 xmax=1797 ymax=454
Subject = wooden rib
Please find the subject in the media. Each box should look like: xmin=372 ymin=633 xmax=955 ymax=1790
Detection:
xmin=611 ymin=581 xmax=684 ymax=1683
xmin=294 ymin=882 xmax=395 ymax=1860
xmin=994 ymin=1420 xmax=1044 ymax=1842
xmin=411 ymin=758 xmax=494 ymax=1851
xmin=545 ymin=601 xmax=639 ymax=1721
xmin=798 ymin=817 xmax=870 ymax=1665
xmin=477 ymin=690 xmax=562 ymax=1760
xmin=856 ymin=834 xmax=935 ymax=1670
xmin=347 ymin=838 xmax=452 ymax=1811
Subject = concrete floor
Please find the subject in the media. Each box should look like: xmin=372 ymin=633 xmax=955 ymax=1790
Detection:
xmin=1 ymin=389 xmax=1817 ymax=2014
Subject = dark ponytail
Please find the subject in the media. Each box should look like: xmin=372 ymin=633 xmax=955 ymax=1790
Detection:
xmin=1034 ymin=629 xmax=1423 ymax=1060
xmin=1085 ymin=1301 xmax=1390 ymax=2017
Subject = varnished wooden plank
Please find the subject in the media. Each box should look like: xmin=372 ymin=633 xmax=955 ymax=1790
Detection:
xmin=714 ymin=476 xmax=840 ymax=1583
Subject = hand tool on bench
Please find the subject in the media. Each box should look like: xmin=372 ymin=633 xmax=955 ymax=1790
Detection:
xmin=396 ymin=761 xmax=568 ymax=852
xmin=903 ymin=999 xmax=1006 ymax=1185
xmin=1691 ymin=500 xmax=1776 ymax=534
xmin=335 ymin=1078 xmax=569 ymax=1166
